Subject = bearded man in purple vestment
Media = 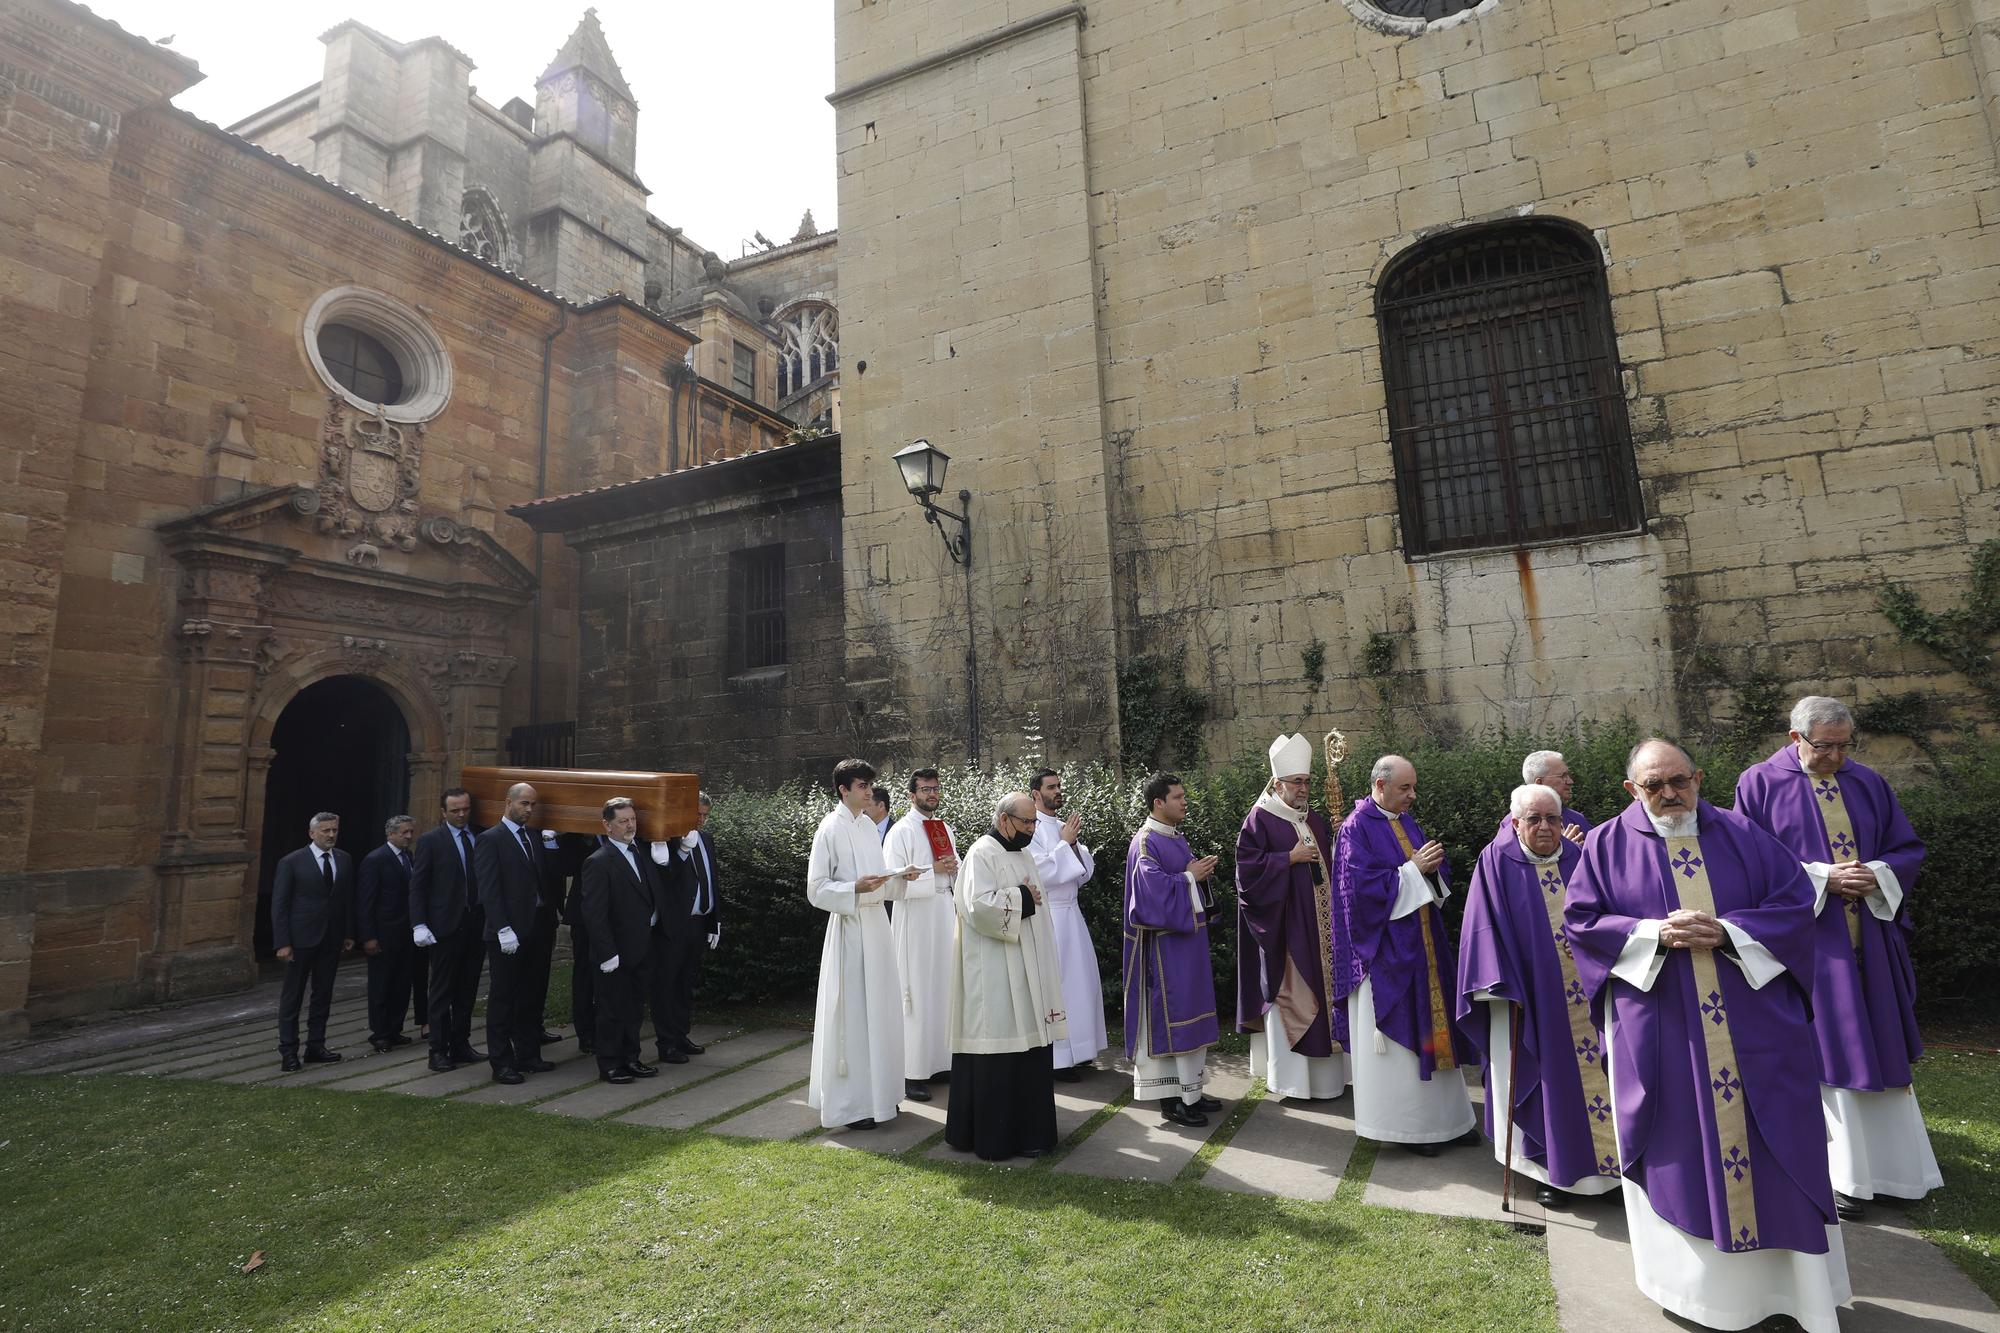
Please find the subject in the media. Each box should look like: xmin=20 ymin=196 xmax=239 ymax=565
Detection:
xmin=1333 ymin=755 xmax=1478 ymax=1156
xmin=1734 ymin=695 xmax=1939 ymax=1220
xmin=1236 ymin=733 xmax=1348 ymax=1102
xmin=1124 ymin=772 xmax=1224 ymax=1127
xmin=1459 ymin=783 xmax=1622 ymax=1208
xmin=1493 ymin=750 xmax=1591 ymax=844
xmin=1566 ymin=738 xmax=1849 ymax=1333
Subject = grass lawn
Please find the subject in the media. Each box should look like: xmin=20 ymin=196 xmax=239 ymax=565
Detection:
xmin=0 ymin=1072 xmax=1554 ymax=1332
xmin=1913 ymin=1046 xmax=2000 ymax=1300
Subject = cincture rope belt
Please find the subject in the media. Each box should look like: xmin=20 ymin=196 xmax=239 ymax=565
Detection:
xmin=1388 ymin=817 xmax=1455 ymax=1071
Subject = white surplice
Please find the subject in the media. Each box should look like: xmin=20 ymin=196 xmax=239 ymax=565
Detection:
xmin=951 ymin=834 xmax=1066 ymax=1053
xmin=806 ymin=803 xmax=905 ymax=1128
xmin=885 ymin=807 xmax=959 ymax=1080
xmin=1348 ymin=848 xmax=1475 ymax=1144
xmin=1030 ymin=809 xmax=1107 ymax=1068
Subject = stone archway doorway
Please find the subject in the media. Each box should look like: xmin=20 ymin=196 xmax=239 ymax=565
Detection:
xmin=253 ymin=675 xmax=411 ymax=962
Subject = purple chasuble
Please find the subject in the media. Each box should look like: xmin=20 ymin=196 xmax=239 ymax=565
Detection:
xmin=1733 ymin=746 xmax=1925 ymax=1091
xmin=1565 ymin=800 xmax=1836 ymax=1254
xmin=1457 ymin=829 xmax=1618 ymax=1188
xmin=1123 ymin=824 xmax=1221 ymax=1058
xmin=1333 ymin=798 xmax=1476 ymax=1076
xmin=1491 ymin=806 xmax=1591 ymax=842
xmin=1234 ymin=805 xmax=1346 ymax=1053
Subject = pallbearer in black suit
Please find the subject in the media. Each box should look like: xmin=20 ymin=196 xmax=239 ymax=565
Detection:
xmin=660 ymin=791 xmax=723 ymax=1058
xmin=548 ymin=833 xmax=598 ymax=1055
xmin=527 ymin=827 xmax=572 ymax=1047
xmin=579 ymin=798 xmax=664 ymax=1084
xmin=473 ymin=782 xmax=555 ymax=1085
xmin=644 ymin=829 xmax=699 ymax=1064
xmin=272 ymin=812 xmax=355 ymax=1071
xmin=357 ymin=814 xmax=419 ymax=1052
xmin=410 ymin=787 xmax=485 ymax=1072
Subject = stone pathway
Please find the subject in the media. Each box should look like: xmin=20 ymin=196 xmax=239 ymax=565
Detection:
xmin=3 ymin=982 xmax=1995 ymax=1332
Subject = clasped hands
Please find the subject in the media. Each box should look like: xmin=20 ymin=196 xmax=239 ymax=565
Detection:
xmin=1826 ymin=861 xmax=1879 ymax=901
xmin=1410 ymin=840 xmax=1445 ymax=876
xmin=1660 ymin=909 xmax=1726 ymax=951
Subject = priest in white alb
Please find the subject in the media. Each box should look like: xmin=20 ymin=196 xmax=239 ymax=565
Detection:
xmin=1028 ymin=768 xmax=1107 ymax=1081
xmin=807 ymin=758 xmax=908 ymax=1131
xmin=944 ymin=791 xmax=1066 ymax=1160
xmin=883 ymin=767 xmax=960 ymax=1104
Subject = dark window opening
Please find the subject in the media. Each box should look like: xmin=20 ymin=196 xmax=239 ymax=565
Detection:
xmin=318 ymin=324 xmax=406 ymax=405
xmin=1377 ymin=220 xmax=1642 ymax=557
xmin=732 ymin=341 xmax=758 ymax=399
xmin=729 ymin=544 xmax=787 ymax=671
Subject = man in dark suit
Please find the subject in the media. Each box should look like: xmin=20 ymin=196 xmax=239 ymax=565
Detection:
xmin=356 ymin=814 xmax=419 ymax=1052
xmin=473 ymin=782 xmax=555 ymax=1085
xmin=578 ymin=798 xmax=664 ymax=1084
xmin=550 ymin=832 xmax=598 ymax=1055
xmin=526 ymin=827 xmax=571 ymax=1048
xmin=272 ymin=811 xmax=354 ymax=1071
xmin=410 ymin=787 xmax=485 ymax=1072
xmin=656 ymin=791 xmax=723 ymax=1059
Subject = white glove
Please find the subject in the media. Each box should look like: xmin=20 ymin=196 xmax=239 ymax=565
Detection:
xmin=412 ymin=924 xmax=437 ymax=948
xmin=706 ymin=930 xmax=720 ymax=951
xmin=541 ymin=830 xmax=559 ymax=847
xmin=650 ymin=842 xmax=673 ymax=865
xmin=600 ymin=954 xmax=620 ymax=973
xmin=497 ymin=926 xmax=519 ymax=955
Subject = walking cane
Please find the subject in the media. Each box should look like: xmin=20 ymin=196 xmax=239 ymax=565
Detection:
xmin=1498 ymin=1002 xmax=1544 ymax=1235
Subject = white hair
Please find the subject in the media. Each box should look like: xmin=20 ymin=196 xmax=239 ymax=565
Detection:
xmin=308 ymin=811 xmax=339 ymax=829
xmin=384 ymin=814 xmax=415 ymax=835
xmin=1521 ymin=750 xmax=1565 ymax=784
xmin=1789 ymin=695 xmax=1853 ymax=737
xmin=1509 ymin=784 xmax=1562 ymax=818
xmin=992 ymin=791 xmax=1032 ymax=823
xmin=1369 ymin=755 xmax=1404 ymax=786
xmin=1626 ymin=738 xmax=1694 ymax=781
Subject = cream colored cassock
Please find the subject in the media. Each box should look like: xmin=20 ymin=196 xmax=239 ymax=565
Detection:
xmin=951 ymin=833 xmax=1067 ymax=1053
xmin=806 ymin=803 xmax=907 ymax=1128
xmin=1607 ymin=808 xmax=1851 ymax=1333
xmin=884 ymin=807 xmax=959 ymax=1080
xmin=1798 ymin=862 xmax=1944 ymax=1201
xmin=1029 ymin=809 xmax=1108 ymax=1069
xmin=1348 ymin=831 xmax=1476 ymax=1144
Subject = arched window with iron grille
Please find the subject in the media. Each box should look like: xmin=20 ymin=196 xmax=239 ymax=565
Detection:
xmin=1377 ymin=219 xmax=1643 ymax=556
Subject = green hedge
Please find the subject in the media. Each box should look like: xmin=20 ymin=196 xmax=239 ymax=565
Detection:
xmin=697 ymin=728 xmax=1997 ymax=1020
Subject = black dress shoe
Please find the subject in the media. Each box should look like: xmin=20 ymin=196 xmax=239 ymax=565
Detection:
xmin=303 ymin=1048 xmax=343 ymax=1064
xmin=1052 ymin=1065 xmax=1084 ymax=1083
xmin=492 ymin=1066 xmax=525 ymax=1085
xmin=905 ymin=1080 xmax=933 ymax=1102
xmin=846 ymin=1117 xmax=879 ymax=1131
xmin=658 ymin=1049 xmax=689 ymax=1065
xmin=1193 ymin=1094 xmax=1223 ymax=1112
xmin=1018 ymin=1146 xmax=1049 ymax=1158
xmin=677 ymin=1039 xmax=706 ymax=1055
xmin=370 ymin=1039 xmax=393 ymax=1054
xmin=452 ymin=1045 xmax=485 ymax=1064
xmin=388 ymin=1034 xmax=414 ymax=1048
xmin=427 ymin=1054 xmax=457 ymax=1072
xmin=600 ymin=1067 xmax=635 ymax=1085
xmin=1835 ymin=1193 xmax=1865 ymax=1221
xmin=280 ymin=1054 xmax=303 ymax=1072
xmin=627 ymin=1060 xmax=659 ymax=1077
xmin=520 ymin=1058 xmax=557 ymax=1073
xmin=1403 ymin=1141 xmax=1441 ymax=1157
xmin=1160 ymin=1098 xmax=1209 ymax=1127
xmin=538 ymin=1029 xmax=563 ymax=1045
xmin=1452 ymin=1128 xmax=1483 ymax=1148
xmin=1535 ymin=1184 xmax=1561 ymax=1207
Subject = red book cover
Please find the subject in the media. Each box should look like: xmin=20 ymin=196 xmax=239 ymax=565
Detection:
xmin=922 ymin=819 xmax=954 ymax=860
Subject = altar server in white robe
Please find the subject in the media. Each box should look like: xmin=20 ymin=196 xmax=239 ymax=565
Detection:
xmin=883 ymin=767 xmax=960 ymax=1102
xmin=1029 ymin=769 xmax=1107 ymax=1081
xmin=944 ymin=792 xmax=1067 ymax=1160
xmin=807 ymin=758 xmax=909 ymax=1130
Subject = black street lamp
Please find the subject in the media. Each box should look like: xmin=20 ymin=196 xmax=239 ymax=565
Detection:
xmin=893 ymin=439 xmax=979 ymax=762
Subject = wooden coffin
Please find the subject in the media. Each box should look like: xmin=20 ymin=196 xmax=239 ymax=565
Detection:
xmin=460 ymin=766 xmax=700 ymax=842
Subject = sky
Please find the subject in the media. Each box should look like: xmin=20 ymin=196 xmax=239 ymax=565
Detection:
xmin=87 ymin=0 xmax=838 ymax=256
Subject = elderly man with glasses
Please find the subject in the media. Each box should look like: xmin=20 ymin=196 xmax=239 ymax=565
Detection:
xmin=1734 ymin=696 xmax=1938 ymax=1220
xmin=1566 ymin=738 xmax=1846 ymax=1333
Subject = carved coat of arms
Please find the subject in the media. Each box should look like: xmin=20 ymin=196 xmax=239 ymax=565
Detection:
xmin=316 ymin=395 xmax=423 ymax=562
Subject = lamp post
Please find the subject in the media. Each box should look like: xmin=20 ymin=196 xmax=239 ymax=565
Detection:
xmin=892 ymin=439 xmax=979 ymax=763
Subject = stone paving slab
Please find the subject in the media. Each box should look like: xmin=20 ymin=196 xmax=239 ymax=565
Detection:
xmin=709 ymin=1088 xmax=827 ymax=1142
xmin=109 ymin=1012 xmax=372 ymax=1078
xmin=1056 ymin=1066 xmax=1254 ymax=1183
xmin=544 ymin=1029 xmax=805 ymax=1124
xmin=456 ymin=1049 xmax=601 ymax=1106
xmin=614 ymin=1044 xmax=812 ymax=1131
xmin=1362 ymin=1136 xmax=1547 ymax=1228
xmin=52 ymin=1016 xmax=293 ymax=1075
xmin=926 ymin=1065 xmax=1130 ymax=1169
xmin=814 ymin=1086 xmax=950 ymax=1153
xmin=1202 ymin=1094 xmax=1355 ymax=1201
xmin=323 ymin=1053 xmax=462 ymax=1092
xmin=1844 ymin=1214 xmax=2000 ymax=1330
xmin=386 ymin=1057 xmax=511 ymax=1099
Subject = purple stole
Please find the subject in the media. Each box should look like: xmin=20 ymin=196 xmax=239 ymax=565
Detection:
xmin=1734 ymin=747 xmax=1925 ymax=1091
xmin=1234 ymin=805 xmax=1345 ymax=1053
xmin=1457 ymin=830 xmax=1620 ymax=1187
xmin=1122 ymin=824 xmax=1220 ymax=1058
xmin=1566 ymin=801 xmax=1835 ymax=1254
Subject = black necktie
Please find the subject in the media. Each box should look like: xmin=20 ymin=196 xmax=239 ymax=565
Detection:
xmin=459 ymin=829 xmax=477 ymax=905
xmin=518 ymin=826 xmax=536 ymax=864
xmin=692 ymin=843 xmax=712 ymax=915
xmin=398 ymin=850 xmax=412 ymax=873
xmin=319 ymin=851 xmax=334 ymax=893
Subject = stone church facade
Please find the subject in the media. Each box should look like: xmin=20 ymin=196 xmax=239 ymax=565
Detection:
xmin=0 ymin=1 xmax=834 ymax=1036
xmin=828 ymin=0 xmax=2000 ymax=765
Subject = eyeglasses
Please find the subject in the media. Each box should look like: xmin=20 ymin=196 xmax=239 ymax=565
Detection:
xmin=914 ymin=785 xmax=941 ymax=795
xmin=1517 ymin=813 xmax=1562 ymax=826
xmin=1635 ymin=774 xmax=1695 ymax=794
xmin=1801 ymin=737 xmax=1856 ymax=754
